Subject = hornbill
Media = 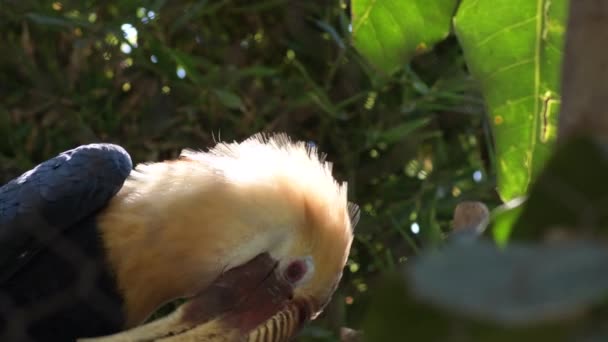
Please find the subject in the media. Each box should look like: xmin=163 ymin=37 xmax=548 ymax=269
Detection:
xmin=0 ymin=133 xmax=360 ymax=342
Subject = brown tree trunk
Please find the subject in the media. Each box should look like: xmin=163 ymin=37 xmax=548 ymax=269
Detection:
xmin=558 ymin=1 xmax=608 ymax=142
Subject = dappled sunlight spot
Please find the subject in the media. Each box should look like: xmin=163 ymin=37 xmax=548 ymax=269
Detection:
xmin=52 ymin=2 xmax=62 ymax=11
xmin=415 ymin=42 xmax=428 ymax=54
xmin=121 ymin=23 xmax=138 ymax=51
xmin=73 ymin=28 xmax=82 ymax=37
xmin=66 ymin=10 xmax=80 ymax=18
xmin=105 ymin=33 xmax=119 ymax=46
xmin=356 ymin=283 xmax=368 ymax=293
xmin=162 ymin=86 xmax=171 ymax=94
xmin=102 ymin=52 xmax=111 ymax=61
xmin=405 ymin=159 xmax=420 ymax=177
xmin=369 ymin=148 xmax=379 ymax=158
xmin=417 ymin=170 xmax=427 ymax=180
xmin=348 ymin=23 xmax=352 ymax=32
xmin=176 ymin=66 xmax=186 ymax=79
xmin=254 ymin=31 xmax=264 ymax=43
xmin=121 ymin=57 xmax=133 ymax=68
xmin=120 ymin=43 xmax=132 ymax=54
xmin=345 ymin=296 xmax=354 ymax=305
xmin=468 ymin=134 xmax=477 ymax=146
xmin=452 ymin=186 xmax=462 ymax=197
xmin=348 ymin=262 xmax=359 ymax=273
xmin=104 ymin=69 xmax=114 ymax=79
xmin=286 ymin=49 xmax=296 ymax=61
xmin=122 ymin=82 xmax=131 ymax=92
xmin=423 ymin=157 xmax=433 ymax=173
xmin=137 ymin=8 xmax=156 ymax=23
xmin=410 ymin=222 xmax=420 ymax=234
xmin=473 ymin=170 xmax=483 ymax=182
xmin=88 ymin=13 xmax=97 ymax=23
xmin=364 ymin=91 xmax=377 ymax=110
xmin=398 ymin=256 xmax=407 ymax=263
xmin=494 ymin=115 xmax=504 ymax=125
xmin=150 ymin=55 xmax=158 ymax=63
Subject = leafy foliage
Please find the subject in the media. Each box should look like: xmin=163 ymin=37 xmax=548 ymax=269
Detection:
xmin=454 ymin=0 xmax=567 ymax=202
xmin=363 ymin=137 xmax=608 ymax=341
xmin=0 ymin=0 xmax=493 ymax=340
xmin=348 ymin=0 xmax=608 ymax=340
xmin=8 ymin=0 xmax=593 ymax=340
xmin=351 ymin=0 xmax=458 ymax=75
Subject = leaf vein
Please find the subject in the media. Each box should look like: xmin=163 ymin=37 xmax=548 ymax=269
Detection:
xmin=475 ymin=16 xmax=537 ymax=48
xmin=484 ymin=58 xmax=534 ymax=80
xmin=353 ymin=0 xmax=377 ymax=34
xmin=493 ymin=95 xmax=535 ymax=113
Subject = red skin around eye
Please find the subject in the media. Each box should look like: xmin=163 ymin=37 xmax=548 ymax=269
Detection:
xmin=285 ymin=261 xmax=307 ymax=283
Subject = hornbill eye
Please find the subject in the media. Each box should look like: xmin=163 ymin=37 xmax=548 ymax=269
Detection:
xmin=283 ymin=256 xmax=314 ymax=285
xmin=285 ymin=261 xmax=307 ymax=283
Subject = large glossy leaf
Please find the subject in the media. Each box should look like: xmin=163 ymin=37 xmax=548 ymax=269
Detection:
xmin=351 ymin=0 xmax=458 ymax=75
xmin=453 ymin=0 xmax=568 ymax=202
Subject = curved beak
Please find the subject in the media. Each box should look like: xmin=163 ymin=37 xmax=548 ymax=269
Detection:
xmin=78 ymin=254 xmax=314 ymax=342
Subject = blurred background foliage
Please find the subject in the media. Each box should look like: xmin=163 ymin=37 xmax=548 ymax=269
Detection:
xmin=0 ymin=0 xmax=500 ymax=340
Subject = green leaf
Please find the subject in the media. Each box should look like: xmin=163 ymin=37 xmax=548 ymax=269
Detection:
xmin=351 ymin=0 xmax=458 ymax=75
xmin=213 ymin=89 xmax=243 ymax=110
xmin=410 ymin=239 xmax=608 ymax=325
xmin=163 ymin=48 xmax=208 ymax=85
xmin=26 ymin=13 xmax=90 ymax=28
xmin=490 ymin=197 xmax=526 ymax=246
xmin=366 ymin=117 xmax=431 ymax=146
xmin=453 ymin=0 xmax=568 ymax=202
xmin=362 ymin=260 xmax=589 ymax=341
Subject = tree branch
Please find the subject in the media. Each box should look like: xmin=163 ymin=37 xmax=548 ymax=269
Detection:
xmin=558 ymin=0 xmax=608 ymax=142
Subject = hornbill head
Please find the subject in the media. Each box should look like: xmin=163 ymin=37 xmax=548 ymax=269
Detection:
xmin=82 ymin=133 xmax=360 ymax=341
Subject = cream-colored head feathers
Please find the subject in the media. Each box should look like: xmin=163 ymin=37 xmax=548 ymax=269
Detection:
xmin=98 ymin=132 xmax=359 ymax=325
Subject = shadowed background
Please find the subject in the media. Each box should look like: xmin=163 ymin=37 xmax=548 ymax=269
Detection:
xmin=0 ymin=0 xmax=498 ymax=340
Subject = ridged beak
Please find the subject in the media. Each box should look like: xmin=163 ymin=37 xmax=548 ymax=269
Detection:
xmin=78 ymin=254 xmax=315 ymax=342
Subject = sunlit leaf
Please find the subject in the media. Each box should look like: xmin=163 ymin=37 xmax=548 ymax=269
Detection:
xmin=351 ymin=0 xmax=458 ymax=75
xmin=490 ymin=197 xmax=526 ymax=246
xmin=453 ymin=0 xmax=568 ymax=202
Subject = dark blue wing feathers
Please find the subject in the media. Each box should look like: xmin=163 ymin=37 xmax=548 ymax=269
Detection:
xmin=0 ymin=144 xmax=133 ymax=340
xmin=0 ymin=143 xmax=132 ymax=281
xmin=1 ymin=143 xmax=132 ymax=226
